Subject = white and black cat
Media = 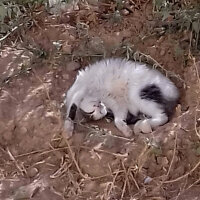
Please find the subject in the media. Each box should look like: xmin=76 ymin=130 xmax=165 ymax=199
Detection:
xmin=64 ymin=58 xmax=179 ymax=138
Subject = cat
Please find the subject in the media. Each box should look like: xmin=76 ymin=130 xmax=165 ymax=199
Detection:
xmin=64 ymin=58 xmax=179 ymax=138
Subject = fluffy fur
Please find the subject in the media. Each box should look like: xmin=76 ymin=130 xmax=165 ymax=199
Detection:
xmin=64 ymin=58 xmax=179 ymax=138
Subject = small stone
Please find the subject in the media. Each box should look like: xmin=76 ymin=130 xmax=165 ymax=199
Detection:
xmin=3 ymin=131 xmax=13 ymax=141
xmin=157 ymin=156 xmax=169 ymax=167
xmin=20 ymin=127 xmax=28 ymax=134
xmin=27 ymin=167 xmax=38 ymax=178
xmin=60 ymin=32 xmax=70 ymax=40
xmin=157 ymin=36 xmax=165 ymax=44
xmin=144 ymin=176 xmax=153 ymax=184
xmin=121 ymin=9 xmax=130 ymax=16
xmin=67 ymin=61 xmax=80 ymax=71
xmin=69 ymin=35 xmax=75 ymax=41
xmin=160 ymin=49 xmax=166 ymax=56
xmin=62 ymin=42 xmax=72 ymax=54
xmin=63 ymin=74 xmax=69 ymax=80
xmin=74 ymin=4 xmax=79 ymax=11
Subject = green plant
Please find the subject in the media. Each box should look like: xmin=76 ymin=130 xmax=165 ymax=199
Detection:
xmin=153 ymin=0 xmax=200 ymax=50
xmin=0 ymin=0 xmax=47 ymax=45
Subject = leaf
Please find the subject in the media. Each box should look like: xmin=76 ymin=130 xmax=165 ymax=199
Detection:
xmin=162 ymin=10 xmax=170 ymax=21
xmin=7 ymin=8 xmax=12 ymax=19
xmin=0 ymin=4 xmax=7 ymax=22
xmin=0 ymin=23 xmax=9 ymax=33
xmin=151 ymin=147 xmax=162 ymax=155
xmin=192 ymin=20 xmax=200 ymax=34
xmin=174 ymin=44 xmax=184 ymax=57
xmin=182 ymin=20 xmax=191 ymax=31
xmin=154 ymin=0 xmax=165 ymax=10
xmin=196 ymin=146 xmax=200 ymax=156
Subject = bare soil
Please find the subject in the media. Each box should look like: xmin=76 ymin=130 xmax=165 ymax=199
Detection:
xmin=0 ymin=1 xmax=200 ymax=200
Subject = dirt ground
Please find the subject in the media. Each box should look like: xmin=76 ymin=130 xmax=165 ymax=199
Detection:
xmin=0 ymin=1 xmax=200 ymax=200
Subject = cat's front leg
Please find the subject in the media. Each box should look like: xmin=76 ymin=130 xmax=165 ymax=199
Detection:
xmin=104 ymin=98 xmax=132 ymax=137
xmin=114 ymin=118 xmax=133 ymax=137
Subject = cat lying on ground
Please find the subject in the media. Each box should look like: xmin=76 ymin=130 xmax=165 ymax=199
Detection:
xmin=64 ymin=58 xmax=179 ymax=138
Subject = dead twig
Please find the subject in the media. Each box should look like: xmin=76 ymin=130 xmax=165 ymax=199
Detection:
xmin=121 ymin=161 xmax=131 ymax=199
xmin=62 ymin=137 xmax=88 ymax=179
xmin=0 ymin=25 xmax=21 ymax=43
xmin=50 ymin=161 xmax=72 ymax=179
xmin=106 ymin=170 xmax=121 ymax=198
xmin=166 ymin=132 xmax=178 ymax=178
xmin=129 ymin=169 xmax=140 ymax=191
xmin=192 ymin=57 xmax=200 ymax=140
xmin=80 ymin=146 xmax=128 ymax=158
xmin=163 ymin=159 xmax=200 ymax=184
xmin=15 ymin=147 xmax=69 ymax=158
xmin=6 ymin=148 xmax=27 ymax=175
xmin=91 ymin=170 xmax=124 ymax=180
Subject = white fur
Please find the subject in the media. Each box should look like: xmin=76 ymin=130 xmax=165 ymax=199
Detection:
xmin=79 ymin=97 xmax=107 ymax=120
xmin=64 ymin=58 xmax=179 ymax=138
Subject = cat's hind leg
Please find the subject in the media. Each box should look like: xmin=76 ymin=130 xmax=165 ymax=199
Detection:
xmin=133 ymin=101 xmax=168 ymax=134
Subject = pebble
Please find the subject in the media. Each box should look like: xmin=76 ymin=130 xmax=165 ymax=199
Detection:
xmin=157 ymin=36 xmax=165 ymax=44
xmin=27 ymin=167 xmax=38 ymax=178
xmin=160 ymin=49 xmax=166 ymax=56
xmin=63 ymin=74 xmax=69 ymax=80
xmin=144 ymin=176 xmax=153 ymax=184
xmin=121 ymin=9 xmax=130 ymax=16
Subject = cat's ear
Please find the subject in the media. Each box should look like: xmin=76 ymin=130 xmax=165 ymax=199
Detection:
xmin=63 ymin=91 xmax=84 ymax=138
xmin=63 ymin=103 xmax=77 ymax=139
xmin=68 ymin=103 xmax=77 ymax=120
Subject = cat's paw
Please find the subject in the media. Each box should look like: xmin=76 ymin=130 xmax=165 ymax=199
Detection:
xmin=63 ymin=118 xmax=74 ymax=139
xmin=134 ymin=119 xmax=152 ymax=134
xmin=122 ymin=126 xmax=133 ymax=137
xmin=115 ymin=119 xmax=133 ymax=137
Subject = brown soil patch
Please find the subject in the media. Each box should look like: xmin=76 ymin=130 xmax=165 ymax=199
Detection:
xmin=0 ymin=1 xmax=200 ymax=200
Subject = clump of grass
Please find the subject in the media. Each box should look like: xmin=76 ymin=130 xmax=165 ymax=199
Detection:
xmin=0 ymin=0 xmax=47 ymax=46
xmin=153 ymin=0 xmax=200 ymax=52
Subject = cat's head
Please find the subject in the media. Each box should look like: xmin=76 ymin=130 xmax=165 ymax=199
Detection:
xmin=79 ymin=96 xmax=107 ymax=120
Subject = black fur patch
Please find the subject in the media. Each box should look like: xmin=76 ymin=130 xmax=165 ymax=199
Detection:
xmin=106 ymin=110 xmax=140 ymax=125
xmin=126 ymin=112 xmax=140 ymax=125
xmin=69 ymin=103 xmax=77 ymax=120
xmin=140 ymin=84 xmax=164 ymax=104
